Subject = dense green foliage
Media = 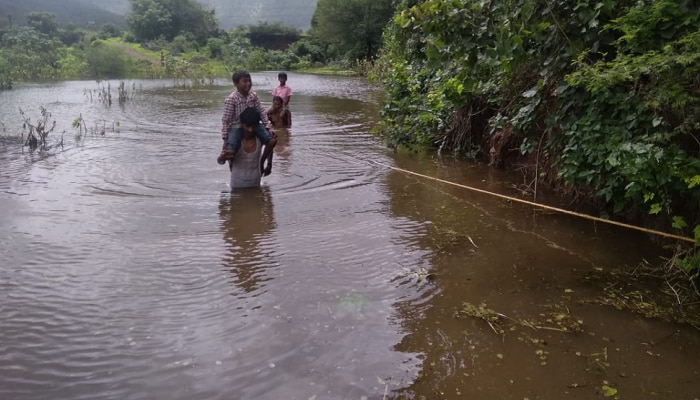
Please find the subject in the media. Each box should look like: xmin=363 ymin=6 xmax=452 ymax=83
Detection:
xmin=310 ymin=0 xmax=394 ymax=62
xmin=204 ymin=0 xmax=317 ymax=30
xmin=26 ymin=11 xmax=59 ymax=36
xmin=0 ymin=26 xmax=66 ymax=80
xmin=0 ymin=0 xmax=318 ymax=31
xmin=377 ymin=0 xmax=700 ymax=250
xmin=0 ymin=0 xmax=387 ymax=84
xmin=204 ymin=27 xmax=311 ymax=71
xmin=0 ymin=0 xmax=125 ymax=27
xmin=247 ymin=23 xmax=301 ymax=50
xmin=0 ymin=0 xmax=360 ymax=85
xmin=0 ymin=20 xmax=151 ymax=81
xmin=126 ymin=0 xmax=218 ymax=43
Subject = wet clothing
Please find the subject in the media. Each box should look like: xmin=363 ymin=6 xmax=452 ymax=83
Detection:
xmin=226 ymin=124 xmax=272 ymax=152
xmin=230 ymin=137 xmax=262 ymax=188
xmin=272 ymin=85 xmax=292 ymax=108
xmin=220 ymin=90 xmax=271 ymax=142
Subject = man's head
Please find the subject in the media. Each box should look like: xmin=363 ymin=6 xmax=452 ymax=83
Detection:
xmin=233 ymin=70 xmax=252 ymax=95
xmin=278 ymin=71 xmax=287 ymax=85
xmin=240 ymin=107 xmax=260 ymax=136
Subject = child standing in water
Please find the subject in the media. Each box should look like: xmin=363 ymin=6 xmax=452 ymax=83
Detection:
xmin=218 ymin=70 xmax=276 ymax=165
xmin=271 ymin=72 xmax=292 ymax=126
xmin=267 ymin=96 xmax=292 ymax=128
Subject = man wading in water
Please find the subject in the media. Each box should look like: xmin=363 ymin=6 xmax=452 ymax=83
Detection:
xmin=229 ymin=107 xmax=277 ymax=189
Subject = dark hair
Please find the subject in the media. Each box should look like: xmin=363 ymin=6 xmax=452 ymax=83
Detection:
xmin=240 ymin=107 xmax=260 ymax=126
xmin=232 ymin=70 xmax=250 ymax=84
xmin=272 ymin=95 xmax=284 ymax=104
xmin=278 ymin=72 xmax=287 ymax=79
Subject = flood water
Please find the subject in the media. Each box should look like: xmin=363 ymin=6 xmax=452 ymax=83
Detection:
xmin=1 ymin=73 xmax=698 ymax=400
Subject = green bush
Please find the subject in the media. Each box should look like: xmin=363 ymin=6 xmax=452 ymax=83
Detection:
xmin=377 ymin=0 xmax=700 ymax=250
xmin=81 ymin=41 xmax=128 ymax=79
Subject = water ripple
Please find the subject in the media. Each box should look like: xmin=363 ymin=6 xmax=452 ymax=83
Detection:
xmin=0 ymin=77 xmax=422 ymax=400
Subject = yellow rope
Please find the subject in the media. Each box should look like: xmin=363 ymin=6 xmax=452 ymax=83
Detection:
xmin=375 ymin=161 xmax=696 ymax=244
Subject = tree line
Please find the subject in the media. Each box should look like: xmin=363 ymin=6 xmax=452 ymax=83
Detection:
xmin=0 ymin=0 xmax=394 ymax=88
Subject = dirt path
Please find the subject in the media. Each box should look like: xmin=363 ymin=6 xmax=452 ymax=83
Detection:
xmin=111 ymin=42 xmax=160 ymax=65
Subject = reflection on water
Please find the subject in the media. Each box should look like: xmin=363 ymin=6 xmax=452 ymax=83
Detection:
xmin=0 ymin=73 xmax=698 ymax=400
xmin=219 ymin=187 xmax=277 ymax=295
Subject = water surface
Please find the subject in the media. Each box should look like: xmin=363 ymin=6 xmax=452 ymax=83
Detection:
xmin=0 ymin=73 xmax=698 ymax=400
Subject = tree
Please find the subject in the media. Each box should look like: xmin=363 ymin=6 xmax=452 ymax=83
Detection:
xmin=126 ymin=0 xmax=172 ymax=41
xmin=58 ymin=22 xmax=84 ymax=46
xmin=99 ymin=23 xmax=123 ymax=39
xmin=82 ymin=41 xmax=127 ymax=79
xmin=0 ymin=26 xmax=61 ymax=80
xmin=310 ymin=0 xmax=394 ymax=61
xmin=26 ymin=11 xmax=59 ymax=37
xmin=247 ymin=22 xmax=301 ymax=50
xmin=126 ymin=0 xmax=218 ymax=43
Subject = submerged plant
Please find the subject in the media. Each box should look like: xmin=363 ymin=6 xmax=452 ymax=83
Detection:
xmin=90 ymin=80 xmax=137 ymax=106
xmin=20 ymin=106 xmax=57 ymax=150
xmin=72 ymin=114 xmax=87 ymax=138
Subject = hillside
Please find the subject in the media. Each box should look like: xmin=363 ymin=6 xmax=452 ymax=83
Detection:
xmin=0 ymin=0 xmax=316 ymax=31
xmin=0 ymin=0 xmax=125 ymax=28
xmin=201 ymin=0 xmax=317 ymax=30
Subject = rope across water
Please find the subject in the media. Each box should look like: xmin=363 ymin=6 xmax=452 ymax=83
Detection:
xmin=374 ymin=161 xmax=696 ymax=244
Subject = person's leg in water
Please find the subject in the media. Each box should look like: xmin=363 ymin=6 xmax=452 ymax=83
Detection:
xmin=217 ymin=128 xmax=244 ymax=165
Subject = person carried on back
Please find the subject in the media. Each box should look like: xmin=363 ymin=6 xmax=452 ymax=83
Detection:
xmin=218 ymin=70 xmax=276 ymax=165
xmin=228 ymin=107 xmax=277 ymax=189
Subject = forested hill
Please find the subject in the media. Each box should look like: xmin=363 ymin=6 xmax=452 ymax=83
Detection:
xmin=201 ymin=0 xmax=317 ymax=30
xmin=0 ymin=0 xmax=126 ymax=27
xmin=0 ymin=0 xmax=316 ymax=30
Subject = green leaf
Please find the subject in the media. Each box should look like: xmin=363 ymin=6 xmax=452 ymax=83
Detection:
xmin=671 ymin=216 xmax=688 ymax=229
xmin=686 ymin=175 xmax=700 ymax=189
xmin=602 ymin=385 xmax=618 ymax=397
xmin=535 ymin=22 xmax=551 ymax=32
xmin=649 ymin=203 xmax=662 ymax=215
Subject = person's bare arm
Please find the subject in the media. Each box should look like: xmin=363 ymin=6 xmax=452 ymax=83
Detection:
xmin=260 ymin=137 xmax=277 ymax=176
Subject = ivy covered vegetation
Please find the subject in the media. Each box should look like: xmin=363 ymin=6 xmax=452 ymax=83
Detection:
xmin=376 ymin=0 xmax=700 ymax=270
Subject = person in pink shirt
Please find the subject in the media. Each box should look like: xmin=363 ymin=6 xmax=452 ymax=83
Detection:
xmin=271 ymin=72 xmax=292 ymax=126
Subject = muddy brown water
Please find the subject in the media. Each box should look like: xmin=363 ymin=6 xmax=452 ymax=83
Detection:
xmin=0 ymin=73 xmax=698 ymax=400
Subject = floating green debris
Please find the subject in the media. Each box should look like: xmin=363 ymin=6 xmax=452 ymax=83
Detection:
xmin=580 ymin=263 xmax=700 ymax=329
xmin=585 ymin=347 xmax=610 ymax=375
xmin=459 ymin=301 xmax=583 ymax=336
xmin=459 ymin=303 xmax=508 ymax=335
xmin=395 ymin=267 xmax=435 ymax=286
xmin=602 ymin=384 xmax=618 ymax=397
